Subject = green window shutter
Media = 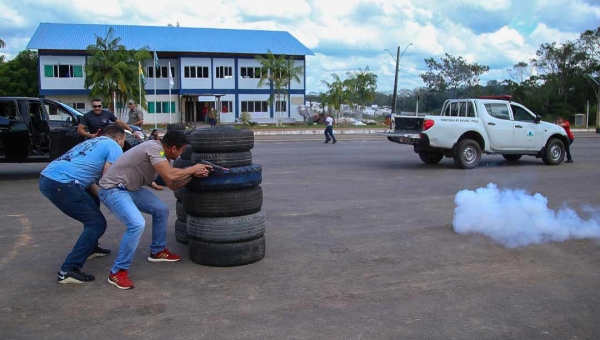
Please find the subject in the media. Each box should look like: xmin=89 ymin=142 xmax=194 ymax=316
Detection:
xmin=44 ymin=65 xmax=54 ymax=77
xmin=116 ymin=102 xmax=124 ymax=109
xmin=73 ymin=65 xmax=83 ymax=77
xmin=170 ymin=102 xmax=175 ymax=112
xmin=148 ymin=102 xmax=155 ymax=113
xmin=162 ymin=102 xmax=169 ymax=113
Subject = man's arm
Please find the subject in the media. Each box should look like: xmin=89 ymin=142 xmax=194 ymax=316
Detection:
xmin=77 ymin=124 xmax=96 ymax=139
xmin=153 ymin=161 xmax=212 ymax=190
xmin=115 ymin=119 xmax=141 ymax=139
xmin=88 ymin=161 xmax=114 ymax=196
xmin=131 ymin=119 xmax=144 ymax=126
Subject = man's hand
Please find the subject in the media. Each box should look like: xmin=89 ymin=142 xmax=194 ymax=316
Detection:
xmin=192 ymin=164 xmax=213 ymax=177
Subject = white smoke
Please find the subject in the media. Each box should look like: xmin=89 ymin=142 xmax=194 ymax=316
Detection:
xmin=453 ymin=183 xmax=600 ymax=248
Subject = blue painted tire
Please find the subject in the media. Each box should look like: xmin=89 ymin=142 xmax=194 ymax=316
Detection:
xmin=186 ymin=163 xmax=262 ymax=192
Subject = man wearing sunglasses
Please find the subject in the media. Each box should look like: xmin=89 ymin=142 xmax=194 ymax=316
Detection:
xmin=78 ymin=99 xmax=137 ymax=139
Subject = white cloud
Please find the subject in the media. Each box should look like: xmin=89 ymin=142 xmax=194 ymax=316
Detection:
xmin=0 ymin=0 xmax=598 ymax=94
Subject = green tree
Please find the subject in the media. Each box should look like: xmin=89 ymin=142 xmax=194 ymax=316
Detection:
xmin=577 ymin=28 xmax=600 ymax=126
xmin=0 ymin=50 xmax=39 ymax=97
xmin=420 ymin=53 xmax=490 ymax=98
xmin=0 ymin=38 xmax=5 ymax=48
xmin=344 ymin=66 xmax=378 ymax=120
xmin=84 ymin=27 xmax=150 ymax=114
xmin=320 ymin=73 xmax=346 ymax=120
xmin=255 ymin=49 xmax=304 ymax=126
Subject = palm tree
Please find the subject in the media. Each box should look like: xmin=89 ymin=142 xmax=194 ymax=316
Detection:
xmin=321 ymin=73 xmax=347 ymax=121
xmin=0 ymin=38 xmax=5 ymax=48
xmin=84 ymin=27 xmax=150 ymax=115
xmin=345 ymin=66 xmax=377 ymax=121
xmin=256 ymin=49 xmax=304 ymax=126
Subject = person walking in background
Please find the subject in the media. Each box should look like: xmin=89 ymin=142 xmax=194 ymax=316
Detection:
xmin=324 ymin=113 xmax=337 ymax=144
xmin=556 ymin=117 xmax=574 ymax=163
xmin=98 ymin=130 xmax=212 ymax=290
xmin=39 ymin=125 xmax=126 ymax=284
xmin=208 ymin=107 xmax=217 ymax=128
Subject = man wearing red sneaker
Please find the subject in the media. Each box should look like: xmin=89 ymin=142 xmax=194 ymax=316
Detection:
xmin=98 ymin=130 xmax=212 ymax=289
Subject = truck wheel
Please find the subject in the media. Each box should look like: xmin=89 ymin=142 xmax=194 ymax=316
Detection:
xmin=454 ymin=139 xmax=481 ymax=169
xmin=541 ymin=138 xmax=565 ymax=165
xmin=418 ymin=151 xmax=444 ymax=164
xmin=503 ymin=154 xmax=522 ymax=161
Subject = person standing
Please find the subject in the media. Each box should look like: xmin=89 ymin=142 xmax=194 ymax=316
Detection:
xmin=208 ymin=107 xmax=217 ymax=128
xmin=324 ymin=114 xmax=337 ymax=144
xmin=127 ymin=100 xmax=144 ymax=128
xmin=98 ymin=130 xmax=213 ymax=290
xmin=78 ymin=98 xmax=137 ymax=139
xmin=556 ymin=117 xmax=574 ymax=163
xmin=39 ymin=125 xmax=126 ymax=284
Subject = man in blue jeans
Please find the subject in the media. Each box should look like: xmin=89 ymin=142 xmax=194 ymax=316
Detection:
xmin=39 ymin=125 xmax=126 ymax=284
xmin=99 ymin=130 xmax=212 ymax=290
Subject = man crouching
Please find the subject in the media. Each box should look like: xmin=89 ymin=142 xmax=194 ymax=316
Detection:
xmin=98 ymin=130 xmax=212 ymax=290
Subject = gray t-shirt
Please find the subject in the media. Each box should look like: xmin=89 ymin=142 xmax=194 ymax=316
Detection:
xmin=128 ymin=107 xmax=144 ymax=125
xmin=99 ymin=140 xmax=168 ymax=191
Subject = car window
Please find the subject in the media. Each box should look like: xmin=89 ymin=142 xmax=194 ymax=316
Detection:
xmin=484 ymin=103 xmax=510 ymax=120
xmin=511 ymin=105 xmax=535 ymax=122
xmin=45 ymin=102 xmax=75 ymax=123
xmin=0 ymin=101 xmax=20 ymax=121
xmin=465 ymin=102 xmax=476 ymax=117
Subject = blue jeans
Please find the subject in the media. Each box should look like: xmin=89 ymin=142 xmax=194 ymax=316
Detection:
xmin=39 ymin=175 xmax=107 ymax=272
xmin=325 ymin=125 xmax=336 ymax=142
xmin=99 ymin=187 xmax=169 ymax=274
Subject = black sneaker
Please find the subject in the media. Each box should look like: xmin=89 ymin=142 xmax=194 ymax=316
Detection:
xmin=565 ymin=159 xmax=573 ymax=163
xmin=333 ymin=140 xmax=337 ymax=144
xmin=57 ymin=269 xmax=95 ymax=284
xmin=87 ymin=246 xmax=111 ymax=260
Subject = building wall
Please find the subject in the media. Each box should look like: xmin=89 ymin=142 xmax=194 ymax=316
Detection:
xmin=238 ymin=58 xmax=270 ymax=90
xmin=39 ymin=55 xmax=87 ymax=90
xmin=179 ymin=57 xmax=212 ymax=90
xmin=143 ymin=58 xmax=179 ymax=91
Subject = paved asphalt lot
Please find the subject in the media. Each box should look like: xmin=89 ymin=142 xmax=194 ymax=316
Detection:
xmin=1 ymin=132 xmax=599 ymax=340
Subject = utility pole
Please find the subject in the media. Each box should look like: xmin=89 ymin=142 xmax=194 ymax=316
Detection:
xmin=391 ymin=46 xmax=400 ymax=114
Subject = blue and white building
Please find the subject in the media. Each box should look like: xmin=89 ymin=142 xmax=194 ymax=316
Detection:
xmin=26 ymin=23 xmax=314 ymax=124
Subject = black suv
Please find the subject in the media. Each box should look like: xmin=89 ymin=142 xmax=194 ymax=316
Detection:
xmin=0 ymin=97 xmax=142 ymax=163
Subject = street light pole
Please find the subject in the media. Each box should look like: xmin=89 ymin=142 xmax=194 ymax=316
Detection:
xmin=390 ymin=43 xmax=412 ymax=115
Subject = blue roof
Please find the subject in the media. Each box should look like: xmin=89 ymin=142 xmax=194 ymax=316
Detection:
xmin=26 ymin=23 xmax=314 ymax=56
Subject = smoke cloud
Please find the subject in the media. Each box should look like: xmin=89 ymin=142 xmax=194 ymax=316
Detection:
xmin=453 ymin=183 xmax=600 ymax=248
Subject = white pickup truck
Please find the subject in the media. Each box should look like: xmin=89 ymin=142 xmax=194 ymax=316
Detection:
xmin=381 ymin=96 xmax=569 ymax=169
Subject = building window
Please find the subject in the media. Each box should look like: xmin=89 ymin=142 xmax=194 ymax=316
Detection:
xmin=220 ymin=101 xmax=232 ymax=113
xmin=68 ymin=103 xmax=86 ymax=110
xmin=148 ymin=101 xmax=176 ymax=113
xmin=184 ymin=66 xmax=209 ymax=78
xmin=275 ymin=101 xmax=287 ymax=112
xmin=148 ymin=66 xmax=175 ymax=79
xmin=216 ymin=66 xmax=233 ymax=79
xmin=241 ymin=101 xmax=268 ymax=113
xmin=44 ymin=65 xmax=83 ymax=78
xmin=240 ymin=67 xmax=261 ymax=79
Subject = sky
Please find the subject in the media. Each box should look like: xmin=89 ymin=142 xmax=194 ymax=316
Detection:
xmin=0 ymin=0 xmax=599 ymax=94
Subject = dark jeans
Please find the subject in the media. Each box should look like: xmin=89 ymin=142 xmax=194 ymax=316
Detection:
xmin=39 ymin=175 xmax=107 ymax=272
xmin=209 ymin=118 xmax=216 ymax=127
xmin=325 ymin=125 xmax=336 ymax=142
xmin=566 ymin=138 xmax=574 ymax=160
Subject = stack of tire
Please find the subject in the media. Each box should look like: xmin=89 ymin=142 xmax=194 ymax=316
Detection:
xmin=173 ymin=126 xmax=266 ymax=266
xmin=172 ymin=129 xmax=194 ymax=245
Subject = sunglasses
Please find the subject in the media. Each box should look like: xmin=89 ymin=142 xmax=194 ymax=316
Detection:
xmin=93 ymin=105 xmax=102 ymax=108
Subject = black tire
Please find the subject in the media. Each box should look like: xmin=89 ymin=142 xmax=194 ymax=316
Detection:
xmin=180 ymin=145 xmax=193 ymax=160
xmin=453 ymin=139 xmax=481 ymax=169
xmin=174 ymin=219 xmax=188 ymax=245
xmin=191 ymin=151 xmax=252 ymax=168
xmin=167 ymin=123 xmax=187 ymax=131
xmin=184 ymin=186 xmax=263 ymax=217
xmin=503 ymin=154 xmax=522 ymax=162
xmin=188 ymin=235 xmax=266 ymax=267
xmin=173 ymin=188 xmax=187 ymax=201
xmin=173 ymin=158 xmax=194 ymax=169
xmin=190 ymin=128 xmax=254 ymax=153
xmin=187 ymin=209 xmax=266 ymax=243
xmin=418 ymin=151 xmax=444 ymax=164
xmin=542 ymin=138 xmax=565 ymax=165
xmin=186 ymin=163 xmax=262 ymax=192
xmin=175 ymin=200 xmax=187 ymax=221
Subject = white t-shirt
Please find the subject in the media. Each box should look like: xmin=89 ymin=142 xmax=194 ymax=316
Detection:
xmin=325 ymin=117 xmax=333 ymax=126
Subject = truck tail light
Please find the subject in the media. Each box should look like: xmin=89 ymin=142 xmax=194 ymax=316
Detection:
xmin=422 ymin=119 xmax=434 ymax=131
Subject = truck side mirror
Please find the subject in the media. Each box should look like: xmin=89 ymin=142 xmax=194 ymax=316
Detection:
xmin=534 ymin=115 xmax=541 ymax=123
